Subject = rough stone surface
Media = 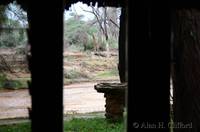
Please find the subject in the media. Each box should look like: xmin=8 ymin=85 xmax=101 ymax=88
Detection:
xmin=94 ymin=83 xmax=127 ymax=121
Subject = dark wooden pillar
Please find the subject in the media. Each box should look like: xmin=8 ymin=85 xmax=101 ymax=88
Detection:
xmin=27 ymin=1 xmax=64 ymax=132
xmin=129 ymin=2 xmax=170 ymax=131
xmin=172 ymin=9 xmax=200 ymax=132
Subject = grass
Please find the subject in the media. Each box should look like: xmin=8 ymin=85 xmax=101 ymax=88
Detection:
xmin=0 ymin=122 xmax=31 ymax=132
xmin=63 ymin=69 xmax=119 ymax=85
xmin=64 ymin=118 xmax=124 ymax=132
xmin=95 ymin=69 xmax=118 ymax=79
xmin=64 ymin=69 xmax=90 ymax=79
xmin=67 ymin=45 xmax=84 ymax=52
xmin=0 ymin=118 xmax=125 ymax=132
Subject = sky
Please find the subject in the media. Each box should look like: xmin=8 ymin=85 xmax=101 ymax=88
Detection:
xmin=64 ymin=2 xmax=95 ymax=21
xmin=7 ymin=1 xmax=121 ymax=24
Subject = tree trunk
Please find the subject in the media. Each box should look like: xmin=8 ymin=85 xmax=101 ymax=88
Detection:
xmin=172 ymin=9 xmax=200 ymax=132
xmin=103 ymin=7 xmax=110 ymax=57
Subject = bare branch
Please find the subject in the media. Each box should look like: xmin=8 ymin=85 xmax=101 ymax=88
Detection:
xmin=103 ymin=7 xmax=108 ymax=40
xmin=81 ymin=6 xmax=105 ymax=34
xmin=109 ymin=18 xmax=120 ymax=29
xmin=88 ymin=20 xmax=98 ymax=26
xmin=7 ymin=6 xmax=27 ymax=27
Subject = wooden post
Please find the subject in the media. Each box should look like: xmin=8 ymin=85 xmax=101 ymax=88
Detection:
xmin=118 ymin=7 xmax=127 ymax=83
xmin=129 ymin=2 xmax=170 ymax=131
xmin=27 ymin=1 xmax=64 ymax=132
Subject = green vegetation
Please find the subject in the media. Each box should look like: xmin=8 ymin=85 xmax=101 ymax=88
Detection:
xmin=3 ymin=80 xmax=23 ymax=89
xmin=0 ymin=19 xmax=27 ymax=48
xmin=64 ymin=17 xmax=118 ymax=52
xmin=0 ymin=79 xmax=26 ymax=90
xmin=0 ymin=118 xmax=124 ymax=132
xmin=0 ymin=73 xmax=28 ymax=89
xmin=0 ymin=122 xmax=31 ymax=132
xmin=96 ymin=69 xmax=118 ymax=78
xmin=0 ymin=8 xmax=27 ymax=48
xmin=0 ymin=5 xmax=7 ymax=26
xmin=0 ymin=73 xmax=7 ymax=88
xmin=64 ymin=118 xmax=124 ymax=132
xmin=64 ymin=18 xmax=99 ymax=51
xmin=64 ymin=69 xmax=90 ymax=79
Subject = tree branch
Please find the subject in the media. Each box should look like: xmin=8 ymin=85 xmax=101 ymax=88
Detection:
xmin=7 ymin=6 xmax=27 ymax=27
xmin=109 ymin=18 xmax=120 ymax=29
xmin=81 ymin=7 xmax=105 ymax=34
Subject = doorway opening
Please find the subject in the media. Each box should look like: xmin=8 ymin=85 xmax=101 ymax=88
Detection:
xmin=63 ymin=1 xmax=127 ymax=131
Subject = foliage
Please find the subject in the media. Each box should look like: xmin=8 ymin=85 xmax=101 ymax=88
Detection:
xmin=0 ymin=73 xmax=24 ymax=89
xmin=64 ymin=68 xmax=90 ymax=79
xmin=64 ymin=6 xmax=120 ymax=52
xmin=84 ymin=35 xmax=95 ymax=51
xmin=3 ymin=80 xmax=24 ymax=89
xmin=64 ymin=17 xmax=99 ymax=51
xmin=0 ymin=19 xmax=27 ymax=48
xmin=108 ymin=36 xmax=118 ymax=49
xmin=0 ymin=5 xmax=6 ymax=26
xmin=96 ymin=69 xmax=118 ymax=78
xmin=0 ymin=73 xmax=7 ymax=88
xmin=0 ymin=73 xmax=28 ymax=90
xmin=0 ymin=2 xmax=28 ymax=48
xmin=64 ymin=18 xmax=86 ymax=46
xmin=65 ymin=44 xmax=84 ymax=52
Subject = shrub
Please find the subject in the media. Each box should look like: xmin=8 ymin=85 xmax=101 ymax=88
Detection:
xmin=64 ymin=69 xmax=89 ymax=79
xmin=84 ymin=36 xmax=95 ymax=51
xmin=108 ymin=37 xmax=118 ymax=49
xmin=0 ymin=73 xmax=7 ymax=88
xmin=0 ymin=18 xmax=27 ymax=48
xmin=64 ymin=18 xmax=99 ymax=51
xmin=67 ymin=44 xmax=84 ymax=52
xmin=4 ymin=80 xmax=23 ymax=89
xmin=0 ymin=73 xmax=25 ymax=89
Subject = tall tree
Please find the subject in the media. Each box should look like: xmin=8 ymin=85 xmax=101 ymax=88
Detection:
xmin=82 ymin=4 xmax=120 ymax=56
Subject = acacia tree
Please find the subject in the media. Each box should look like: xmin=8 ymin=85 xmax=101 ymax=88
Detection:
xmin=82 ymin=3 xmax=120 ymax=56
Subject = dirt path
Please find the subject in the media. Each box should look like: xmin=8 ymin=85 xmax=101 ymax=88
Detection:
xmin=0 ymin=82 xmax=109 ymax=120
xmin=64 ymin=82 xmax=105 ymax=114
